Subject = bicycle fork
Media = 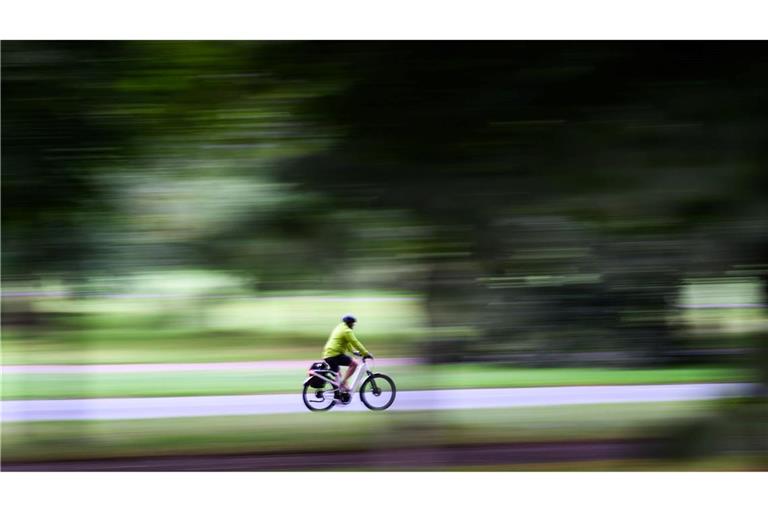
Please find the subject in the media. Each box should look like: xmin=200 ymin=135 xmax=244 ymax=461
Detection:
xmin=366 ymin=369 xmax=382 ymax=396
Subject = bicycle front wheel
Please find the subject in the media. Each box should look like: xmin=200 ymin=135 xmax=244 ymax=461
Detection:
xmin=359 ymin=373 xmax=396 ymax=411
xmin=302 ymin=382 xmax=336 ymax=412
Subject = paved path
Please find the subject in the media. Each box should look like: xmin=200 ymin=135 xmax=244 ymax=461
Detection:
xmin=1 ymin=382 xmax=751 ymax=423
xmin=1 ymin=358 xmax=418 ymax=374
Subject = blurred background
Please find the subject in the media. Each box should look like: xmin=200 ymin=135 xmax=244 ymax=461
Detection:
xmin=2 ymin=41 xmax=767 ymax=470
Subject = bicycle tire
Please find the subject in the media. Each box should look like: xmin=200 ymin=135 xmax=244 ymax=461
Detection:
xmin=359 ymin=373 xmax=396 ymax=411
xmin=302 ymin=382 xmax=336 ymax=412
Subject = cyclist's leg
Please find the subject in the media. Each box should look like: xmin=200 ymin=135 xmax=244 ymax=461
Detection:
xmin=324 ymin=356 xmax=344 ymax=394
xmin=340 ymin=358 xmax=358 ymax=391
xmin=324 ymin=354 xmax=355 ymax=392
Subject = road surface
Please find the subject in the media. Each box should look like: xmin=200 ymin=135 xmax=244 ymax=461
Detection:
xmin=1 ymin=382 xmax=751 ymax=423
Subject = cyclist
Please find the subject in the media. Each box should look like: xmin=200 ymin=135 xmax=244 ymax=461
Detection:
xmin=322 ymin=314 xmax=373 ymax=397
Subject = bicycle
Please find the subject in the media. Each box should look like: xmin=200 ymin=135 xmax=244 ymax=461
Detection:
xmin=302 ymin=352 xmax=397 ymax=412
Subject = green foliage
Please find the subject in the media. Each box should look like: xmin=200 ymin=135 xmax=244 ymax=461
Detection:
xmin=4 ymin=41 xmax=767 ymax=366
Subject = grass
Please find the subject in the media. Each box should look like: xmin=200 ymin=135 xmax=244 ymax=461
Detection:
xmin=2 ymin=291 xmax=428 ymax=364
xmin=435 ymin=455 xmax=768 ymax=471
xmin=24 ymin=291 xmax=427 ymax=335
xmin=1 ymin=324 xmax=425 ymax=365
xmin=1 ymin=401 xmax=718 ymax=462
xmin=1 ymin=365 xmax=748 ymax=400
xmin=4 ymin=282 xmax=763 ymax=366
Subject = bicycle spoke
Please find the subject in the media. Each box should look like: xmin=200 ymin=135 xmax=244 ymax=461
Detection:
xmin=303 ymin=383 xmax=336 ymax=411
xmin=360 ymin=374 xmax=396 ymax=410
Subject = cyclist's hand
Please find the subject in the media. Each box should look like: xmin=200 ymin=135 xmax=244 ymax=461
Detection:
xmin=363 ymin=353 xmax=374 ymax=361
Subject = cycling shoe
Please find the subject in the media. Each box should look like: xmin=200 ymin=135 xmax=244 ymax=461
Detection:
xmin=333 ymin=390 xmax=352 ymax=405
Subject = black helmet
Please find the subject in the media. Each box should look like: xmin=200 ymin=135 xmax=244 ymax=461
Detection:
xmin=342 ymin=314 xmax=357 ymax=324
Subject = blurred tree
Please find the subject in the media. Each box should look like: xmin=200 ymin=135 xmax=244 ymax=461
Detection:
xmin=253 ymin=42 xmax=768 ymax=365
xmin=4 ymin=41 xmax=767 ymax=365
xmin=2 ymin=41 xmax=344 ymax=287
xmin=3 ymin=42 xmax=126 ymax=278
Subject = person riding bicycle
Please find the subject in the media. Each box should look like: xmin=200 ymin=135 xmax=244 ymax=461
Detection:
xmin=322 ymin=314 xmax=373 ymax=396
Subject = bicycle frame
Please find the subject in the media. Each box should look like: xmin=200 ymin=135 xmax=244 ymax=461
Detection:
xmin=306 ymin=355 xmax=374 ymax=394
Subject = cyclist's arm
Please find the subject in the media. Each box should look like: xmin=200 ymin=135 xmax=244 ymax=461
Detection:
xmin=347 ymin=330 xmax=371 ymax=357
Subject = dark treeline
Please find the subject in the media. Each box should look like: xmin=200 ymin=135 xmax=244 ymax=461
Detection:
xmin=3 ymin=41 xmax=767 ymax=366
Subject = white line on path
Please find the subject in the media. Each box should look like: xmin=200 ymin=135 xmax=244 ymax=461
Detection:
xmin=1 ymin=383 xmax=752 ymax=423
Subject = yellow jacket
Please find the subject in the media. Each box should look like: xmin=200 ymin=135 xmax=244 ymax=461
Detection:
xmin=322 ymin=323 xmax=370 ymax=359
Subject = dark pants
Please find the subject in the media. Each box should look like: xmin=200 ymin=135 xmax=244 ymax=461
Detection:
xmin=324 ymin=353 xmax=353 ymax=373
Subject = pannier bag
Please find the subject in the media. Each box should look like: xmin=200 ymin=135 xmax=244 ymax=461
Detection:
xmin=308 ymin=361 xmax=331 ymax=388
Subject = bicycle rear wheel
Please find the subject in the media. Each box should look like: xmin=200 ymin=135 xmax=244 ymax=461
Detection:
xmin=359 ymin=373 xmax=396 ymax=411
xmin=302 ymin=382 xmax=336 ymax=411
